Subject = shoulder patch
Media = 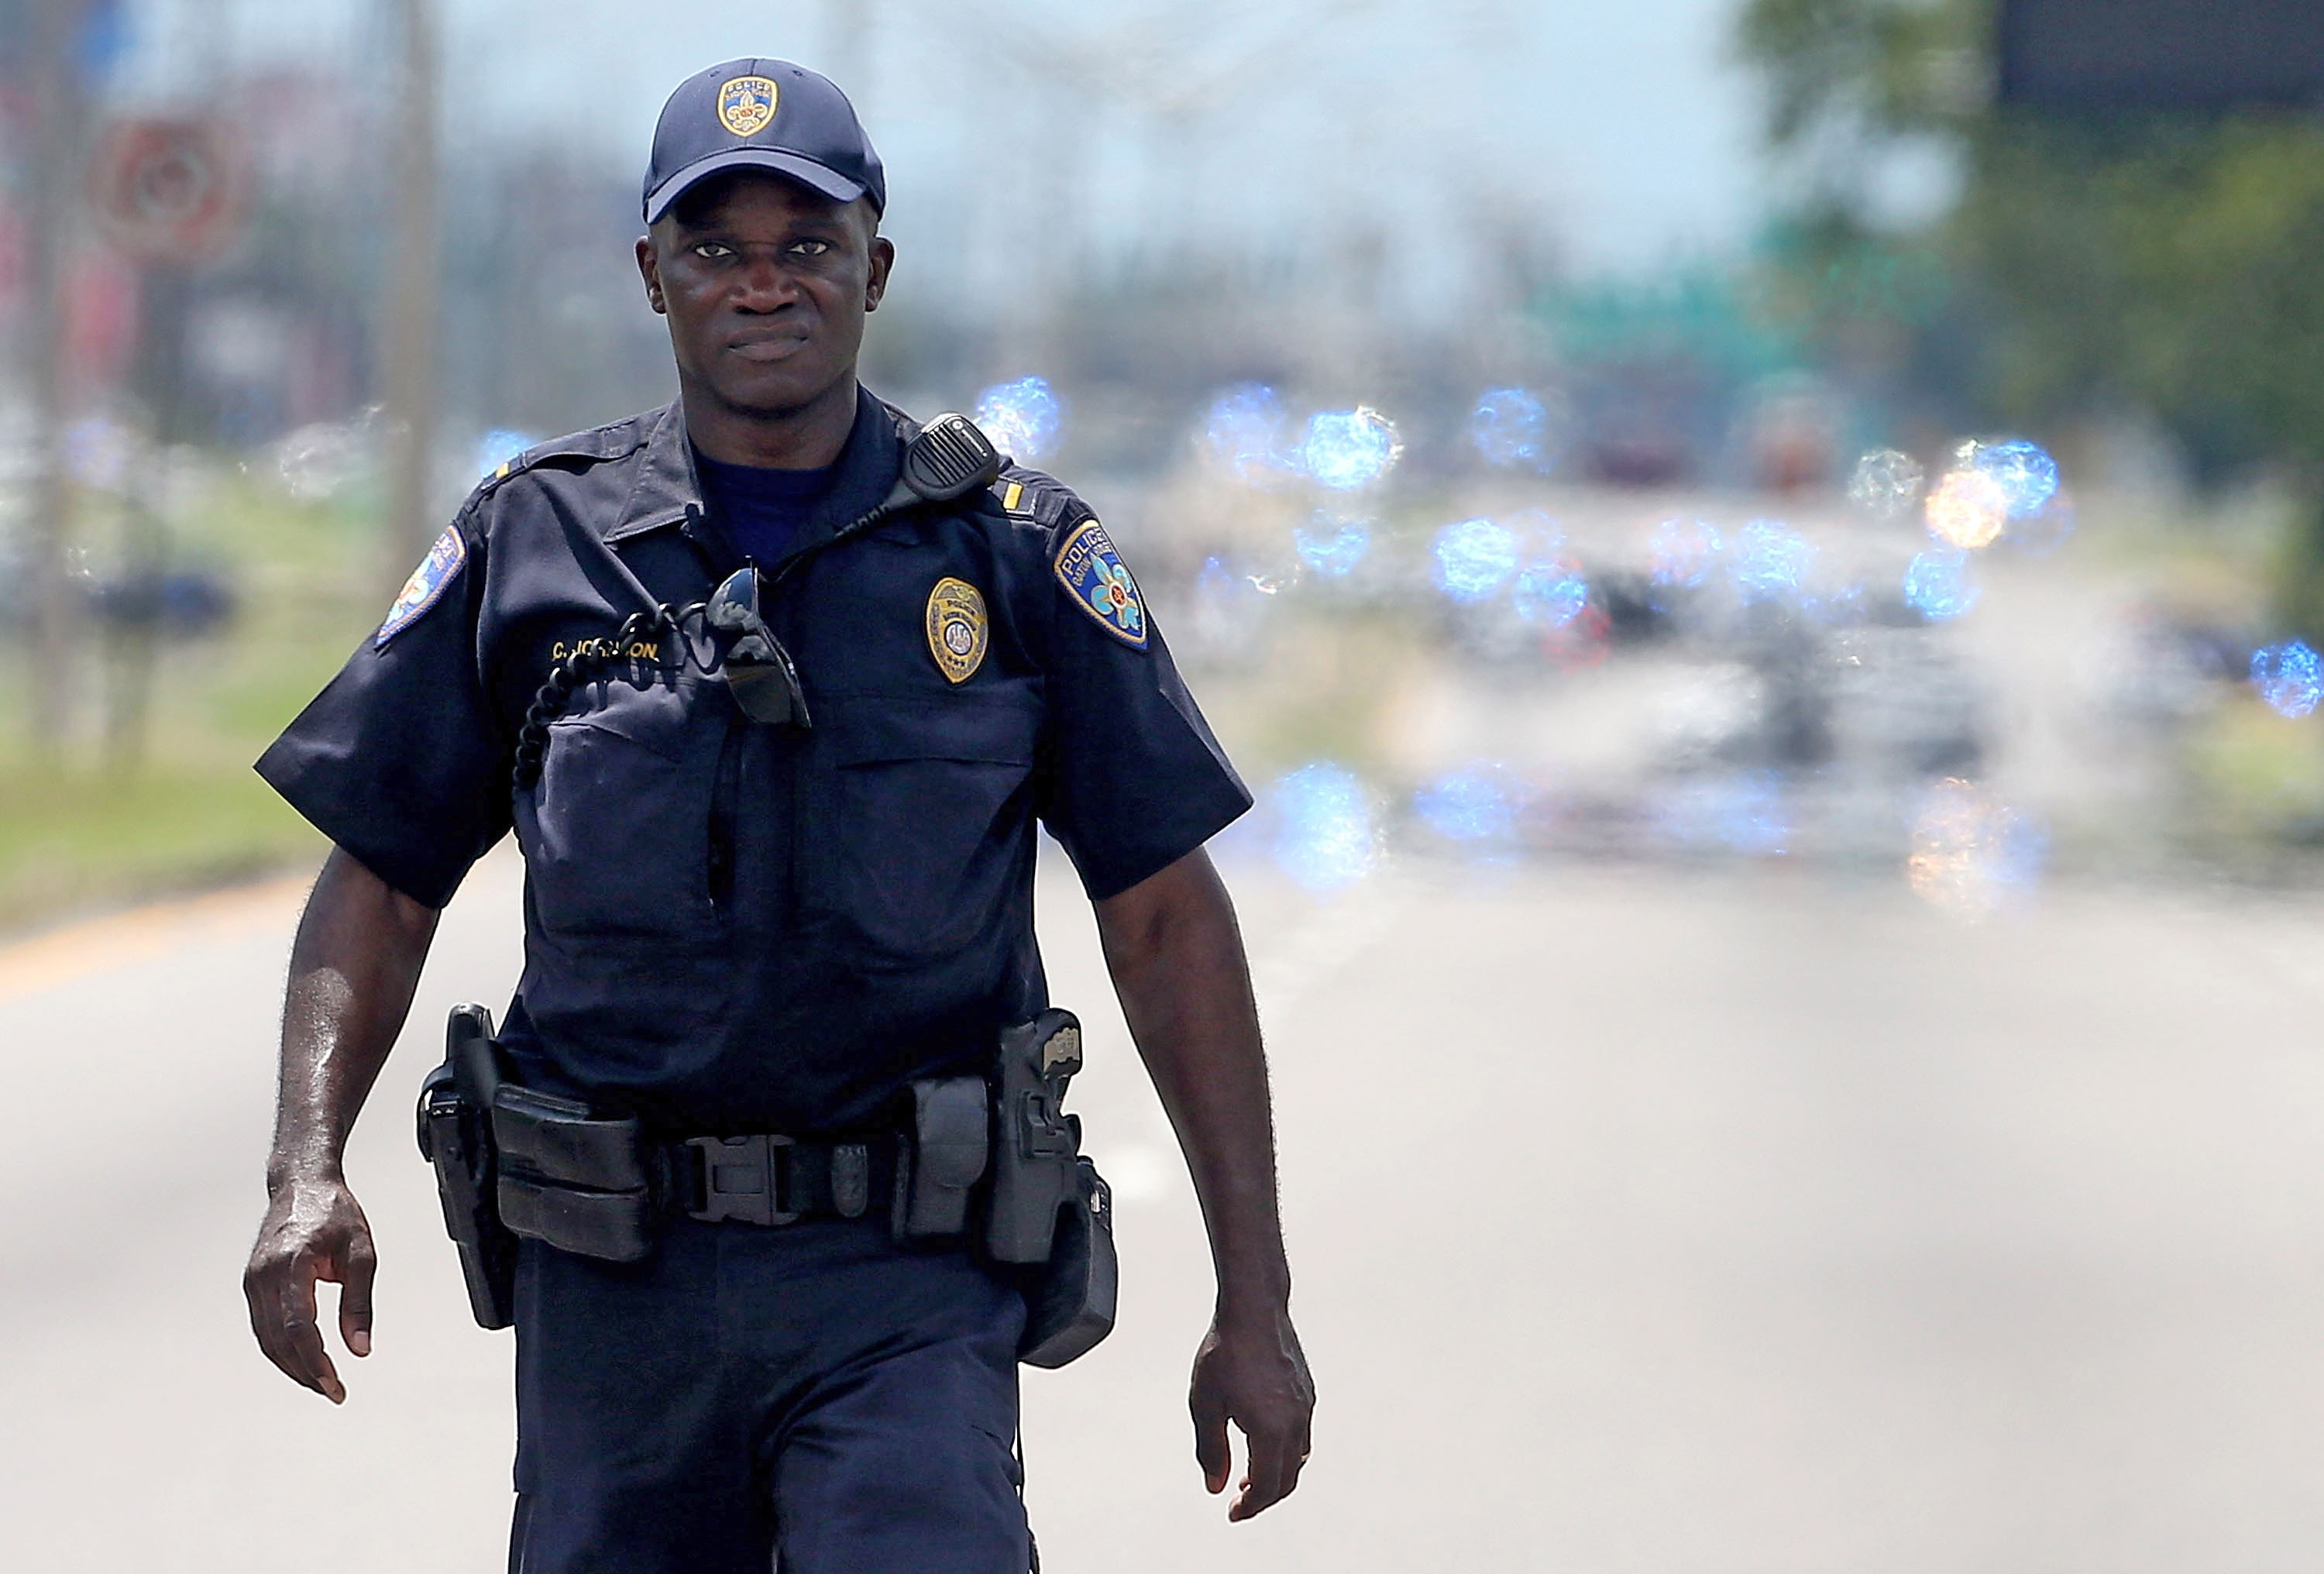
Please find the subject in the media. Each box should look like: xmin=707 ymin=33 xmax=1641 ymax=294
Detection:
xmin=1054 ymin=518 xmax=1148 ymax=648
xmin=376 ymin=527 xmax=467 ymax=648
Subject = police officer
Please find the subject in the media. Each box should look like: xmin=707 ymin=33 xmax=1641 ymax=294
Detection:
xmin=240 ymin=59 xmax=1313 ymax=1572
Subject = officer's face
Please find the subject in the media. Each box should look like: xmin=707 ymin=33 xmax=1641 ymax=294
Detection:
xmin=638 ymin=174 xmax=893 ymax=421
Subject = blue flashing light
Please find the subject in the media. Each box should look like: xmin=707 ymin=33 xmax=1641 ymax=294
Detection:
xmin=1729 ymin=519 xmax=1813 ymax=603
xmin=1902 ymin=547 xmax=1981 ymax=621
xmin=2253 ymin=640 xmax=2324 ymax=718
xmin=1469 ymin=387 xmax=1548 ymax=469
xmin=1272 ymin=763 xmax=1380 ymax=891
xmin=1975 ymin=440 xmax=2060 ymax=517
xmin=1648 ymin=518 xmax=1722 ymax=589
xmin=1299 ymin=407 xmax=1400 ymax=492
xmin=1432 ymin=517 xmax=1521 ymax=602
xmin=1414 ymin=766 xmax=1517 ymax=844
xmin=975 ymin=376 xmax=1064 ymax=462
xmin=1204 ymin=383 xmax=1289 ymax=484
xmin=476 ymin=428 xmax=539 ymax=478
xmin=1294 ymin=516 xmax=1372 ymax=578
xmin=1513 ymin=561 xmax=1589 ymax=627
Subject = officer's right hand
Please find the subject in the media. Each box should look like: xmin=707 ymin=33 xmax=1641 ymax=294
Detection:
xmin=243 ymin=1174 xmax=377 ymax=1404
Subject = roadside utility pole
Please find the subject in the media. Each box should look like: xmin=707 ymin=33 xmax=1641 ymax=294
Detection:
xmin=22 ymin=0 xmax=89 ymax=757
xmin=381 ymin=0 xmax=441 ymax=586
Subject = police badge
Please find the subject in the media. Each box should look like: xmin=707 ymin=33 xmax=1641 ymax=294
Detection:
xmin=717 ymin=76 xmax=779 ymax=137
xmin=926 ymin=577 xmax=988 ymax=684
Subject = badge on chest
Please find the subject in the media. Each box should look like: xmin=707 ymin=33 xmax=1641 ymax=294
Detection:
xmin=925 ymin=577 xmax=989 ymax=684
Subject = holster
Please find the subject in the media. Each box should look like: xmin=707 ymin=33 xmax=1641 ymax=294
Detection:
xmin=415 ymin=1003 xmax=657 ymax=1332
xmin=414 ymin=1003 xmax=518 ymax=1330
xmin=982 ymin=1009 xmax=1119 ymax=1366
xmin=1019 ymin=1157 xmax=1117 ymax=1369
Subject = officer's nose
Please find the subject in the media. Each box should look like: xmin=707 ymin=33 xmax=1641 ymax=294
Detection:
xmin=731 ymin=257 xmax=798 ymax=314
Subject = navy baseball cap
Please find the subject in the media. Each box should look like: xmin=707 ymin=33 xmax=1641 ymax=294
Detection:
xmin=642 ymin=59 xmax=885 ymax=225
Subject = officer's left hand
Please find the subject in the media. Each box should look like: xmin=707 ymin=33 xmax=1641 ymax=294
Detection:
xmin=1190 ymin=1304 xmax=1314 ymax=1521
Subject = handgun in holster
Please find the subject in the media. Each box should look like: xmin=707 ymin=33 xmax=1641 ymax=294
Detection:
xmin=891 ymin=1008 xmax=1119 ymax=1368
xmin=414 ymin=1002 xmax=519 ymax=1330
xmin=418 ymin=1004 xmax=662 ymax=1329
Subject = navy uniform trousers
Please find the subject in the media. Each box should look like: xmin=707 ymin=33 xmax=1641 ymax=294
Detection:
xmin=510 ymin=1215 xmax=1030 ymax=1574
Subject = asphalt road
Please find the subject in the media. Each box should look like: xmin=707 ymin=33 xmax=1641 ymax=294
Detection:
xmin=7 ymin=846 xmax=2324 ymax=1571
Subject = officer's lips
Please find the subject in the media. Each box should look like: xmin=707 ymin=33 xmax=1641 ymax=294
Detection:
xmin=725 ymin=327 xmax=811 ymax=363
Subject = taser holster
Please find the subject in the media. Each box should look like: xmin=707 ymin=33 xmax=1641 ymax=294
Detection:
xmin=987 ymin=1009 xmax=1119 ymax=1368
xmin=889 ymin=1009 xmax=1118 ymax=1366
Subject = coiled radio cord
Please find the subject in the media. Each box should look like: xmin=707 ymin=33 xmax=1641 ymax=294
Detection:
xmin=509 ymin=411 xmax=1005 ymax=797
xmin=511 ymin=603 xmax=704 ymax=792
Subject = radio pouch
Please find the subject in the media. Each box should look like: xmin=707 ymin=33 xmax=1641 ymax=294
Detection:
xmin=1019 ymin=1157 xmax=1117 ymax=1368
xmin=892 ymin=1076 xmax=988 ymax=1242
xmin=490 ymin=1085 xmax=655 ymax=1263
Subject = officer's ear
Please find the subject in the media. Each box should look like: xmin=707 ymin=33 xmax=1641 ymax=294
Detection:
xmin=636 ymin=235 xmax=668 ymax=316
xmin=865 ymin=234 xmax=895 ymax=314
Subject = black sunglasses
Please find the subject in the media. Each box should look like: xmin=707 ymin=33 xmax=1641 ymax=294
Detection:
xmin=705 ymin=566 xmax=812 ymax=727
xmin=696 ymin=412 xmax=1003 ymax=730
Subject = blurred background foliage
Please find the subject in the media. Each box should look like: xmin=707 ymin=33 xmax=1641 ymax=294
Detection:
xmin=1740 ymin=0 xmax=2324 ymax=629
xmin=9 ymin=0 xmax=2324 ymax=927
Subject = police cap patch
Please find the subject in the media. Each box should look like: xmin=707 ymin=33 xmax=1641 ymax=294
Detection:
xmin=376 ymin=526 xmax=466 ymax=648
xmin=1053 ymin=519 xmax=1147 ymax=648
xmin=717 ymin=76 xmax=778 ymax=137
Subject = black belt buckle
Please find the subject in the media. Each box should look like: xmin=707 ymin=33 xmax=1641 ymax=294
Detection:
xmin=685 ymin=1133 xmax=801 ymax=1225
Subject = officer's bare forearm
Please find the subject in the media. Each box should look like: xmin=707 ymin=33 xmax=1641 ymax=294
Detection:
xmin=1095 ymin=848 xmax=1289 ymax=1318
xmin=266 ymin=847 xmax=440 ymax=1190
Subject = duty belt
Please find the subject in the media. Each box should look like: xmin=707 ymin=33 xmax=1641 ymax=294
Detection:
xmin=667 ymin=1132 xmax=902 ymax=1225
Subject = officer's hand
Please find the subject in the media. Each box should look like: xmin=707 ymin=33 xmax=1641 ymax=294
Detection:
xmin=1190 ymin=1304 xmax=1314 ymax=1521
xmin=243 ymin=1174 xmax=377 ymax=1404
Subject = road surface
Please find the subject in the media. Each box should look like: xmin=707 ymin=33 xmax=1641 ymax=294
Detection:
xmin=6 ymin=845 xmax=2324 ymax=1570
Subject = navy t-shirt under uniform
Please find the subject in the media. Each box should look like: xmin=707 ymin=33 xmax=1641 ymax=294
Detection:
xmin=693 ymin=448 xmax=837 ymax=565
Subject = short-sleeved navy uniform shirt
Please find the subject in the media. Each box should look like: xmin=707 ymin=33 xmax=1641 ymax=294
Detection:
xmin=258 ymin=387 xmax=1250 ymax=1136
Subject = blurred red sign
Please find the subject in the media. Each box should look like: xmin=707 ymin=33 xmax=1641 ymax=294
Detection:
xmin=88 ymin=118 xmax=248 ymax=265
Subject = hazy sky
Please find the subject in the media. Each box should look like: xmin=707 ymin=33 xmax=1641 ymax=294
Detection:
xmin=127 ymin=0 xmax=1772 ymax=279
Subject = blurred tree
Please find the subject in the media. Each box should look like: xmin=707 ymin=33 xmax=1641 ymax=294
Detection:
xmin=1738 ymin=0 xmax=2324 ymax=634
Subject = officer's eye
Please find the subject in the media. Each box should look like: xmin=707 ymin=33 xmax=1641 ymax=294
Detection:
xmin=691 ymin=241 xmax=735 ymax=261
xmin=789 ymin=239 xmax=834 ymax=258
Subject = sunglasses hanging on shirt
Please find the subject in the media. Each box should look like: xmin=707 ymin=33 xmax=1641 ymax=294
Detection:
xmin=703 ymin=412 xmax=999 ymax=730
xmin=513 ymin=414 xmax=1003 ymax=790
xmin=705 ymin=565 xmax=812 ymax=727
